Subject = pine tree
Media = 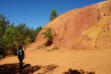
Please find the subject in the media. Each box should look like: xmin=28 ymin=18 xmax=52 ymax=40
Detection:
xmin=50 ymin=8 xmax=58 ymax=21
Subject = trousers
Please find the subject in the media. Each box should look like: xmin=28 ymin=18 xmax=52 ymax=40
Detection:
xmin=18 ymin=55 xmax=24 ymax=72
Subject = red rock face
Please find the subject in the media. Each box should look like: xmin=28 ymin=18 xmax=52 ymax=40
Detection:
xmin=35 ymin=0 xmax=111 ymax=49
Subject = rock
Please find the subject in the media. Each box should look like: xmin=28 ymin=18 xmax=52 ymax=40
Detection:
xmin=35 ymin=0 xmax=111 ymax=49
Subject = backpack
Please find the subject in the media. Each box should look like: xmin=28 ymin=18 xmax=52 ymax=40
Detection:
xmin=18 ymin=48 xmax=23 ymax=55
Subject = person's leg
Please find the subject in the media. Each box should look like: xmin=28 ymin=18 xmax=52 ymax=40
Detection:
xmin=21 ymin=59 xmax=23 ymax=70
xmin=20 ymin=57 xmax=23 ymax=72
xmin=18 ymin=55 xmax=22 ymax=72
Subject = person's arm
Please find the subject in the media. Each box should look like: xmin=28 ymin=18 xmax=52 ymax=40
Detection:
xmin=23 ymin=48 xmax=25 ymax=58
xmin=23 ymin=48 xmax=25 ymax=51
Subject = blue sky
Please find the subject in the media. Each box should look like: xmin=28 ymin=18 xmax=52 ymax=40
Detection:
xmin=0 ymin=0 xmax=105 ymax=29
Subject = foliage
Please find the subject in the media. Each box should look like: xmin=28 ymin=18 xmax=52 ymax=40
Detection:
xmin=0 ymin=14 xmax=42 ymax=57
xmin=42 ymin=28 xmax=53 ymax=46
xmin=47 ymin=46 xmax=59 ymax=52
xmin=36 ymin=26 xmax=42 ymax=36
xmin=0 ymin=14 xmax=9 ymax=37
xmin=52 ymin=46 xmax=59 ymax=50
xmin=37 ymin=45 xmax=45 ymax=50
xmin=43 ymin=28 xmax=53 ymax=41
xmin=0 ymin=14 xmax=10 ymax=57
xmin=0 ymin=37 xmax=6 ymax=57
xmin=3 ymin=26 xmax=16 ymax=48
xmin=50 ymin=8 xmax=58 ymax=21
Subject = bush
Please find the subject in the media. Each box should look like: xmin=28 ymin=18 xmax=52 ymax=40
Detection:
xmin=37 ymin=45 xmax=45 ymax=50
xmin=42 ymin=28 xmax=53 ymax=46
xmin=47 ymin=46 xmax=59 ymax=52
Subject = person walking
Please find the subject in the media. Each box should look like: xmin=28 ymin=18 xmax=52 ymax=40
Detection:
xmin=17 ymin=45 xmax=25 ymax=72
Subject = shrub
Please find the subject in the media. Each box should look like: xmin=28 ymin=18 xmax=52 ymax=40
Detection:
xmin=42 ymin=28 xmax=53 ymax=46
xmin=47 ymin=46 xmax=59 ymax=52
xmin=37 ymin=45 xmax=45 ymax=50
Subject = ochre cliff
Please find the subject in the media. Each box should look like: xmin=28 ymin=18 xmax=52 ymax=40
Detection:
xmin=35 ymin=0 xmax=111 ymax=49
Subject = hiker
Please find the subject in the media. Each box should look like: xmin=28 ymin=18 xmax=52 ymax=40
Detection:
xmin=17 ymin=45 xmax=25 ymax=72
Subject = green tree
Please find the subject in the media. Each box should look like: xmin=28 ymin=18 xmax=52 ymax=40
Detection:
xmin=50 ymin=8 xmax=58 ymax=21
xmin=14 ymin=24 xmax=29 ymax=45
xmin=29 ymin=26 xmax=42 ymax=42
xmin=0 ymin=14 xmax=9 ymax=37
xmin=3 ymin=24 xmax=31 ymax=55
xmin=14 ymin=24 xmax=42 ymax=46
xmin=36 ymin=26 xmax=42 ymax=36
xmin=0 ymin=37 xmax=6 ymax=57
xmin=42 ymin=28 xmax=53 ymax=46
xmin=3 ymin=25 xmax=16 ymax=55
xmin=0 ymin=14 xmax=9 ymax=57
xmin=0 ymin=14 xmax=43 ymax=57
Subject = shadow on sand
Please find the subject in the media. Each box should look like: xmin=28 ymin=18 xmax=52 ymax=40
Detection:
xmin=64 ymin=68 xmax=95 ymax=74
xmin=0 ymin=63 xmax=40 ymax=74
xmin=0 ymin=63 xmax=58 ymax=74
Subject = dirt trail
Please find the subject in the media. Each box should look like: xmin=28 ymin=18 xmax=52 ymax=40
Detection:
xmin=0 ymin=48 xmax=111 ymax=74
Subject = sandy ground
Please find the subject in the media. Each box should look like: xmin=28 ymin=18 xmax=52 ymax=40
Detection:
xmin=0 ymin=48 xmax=111 ymax=74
